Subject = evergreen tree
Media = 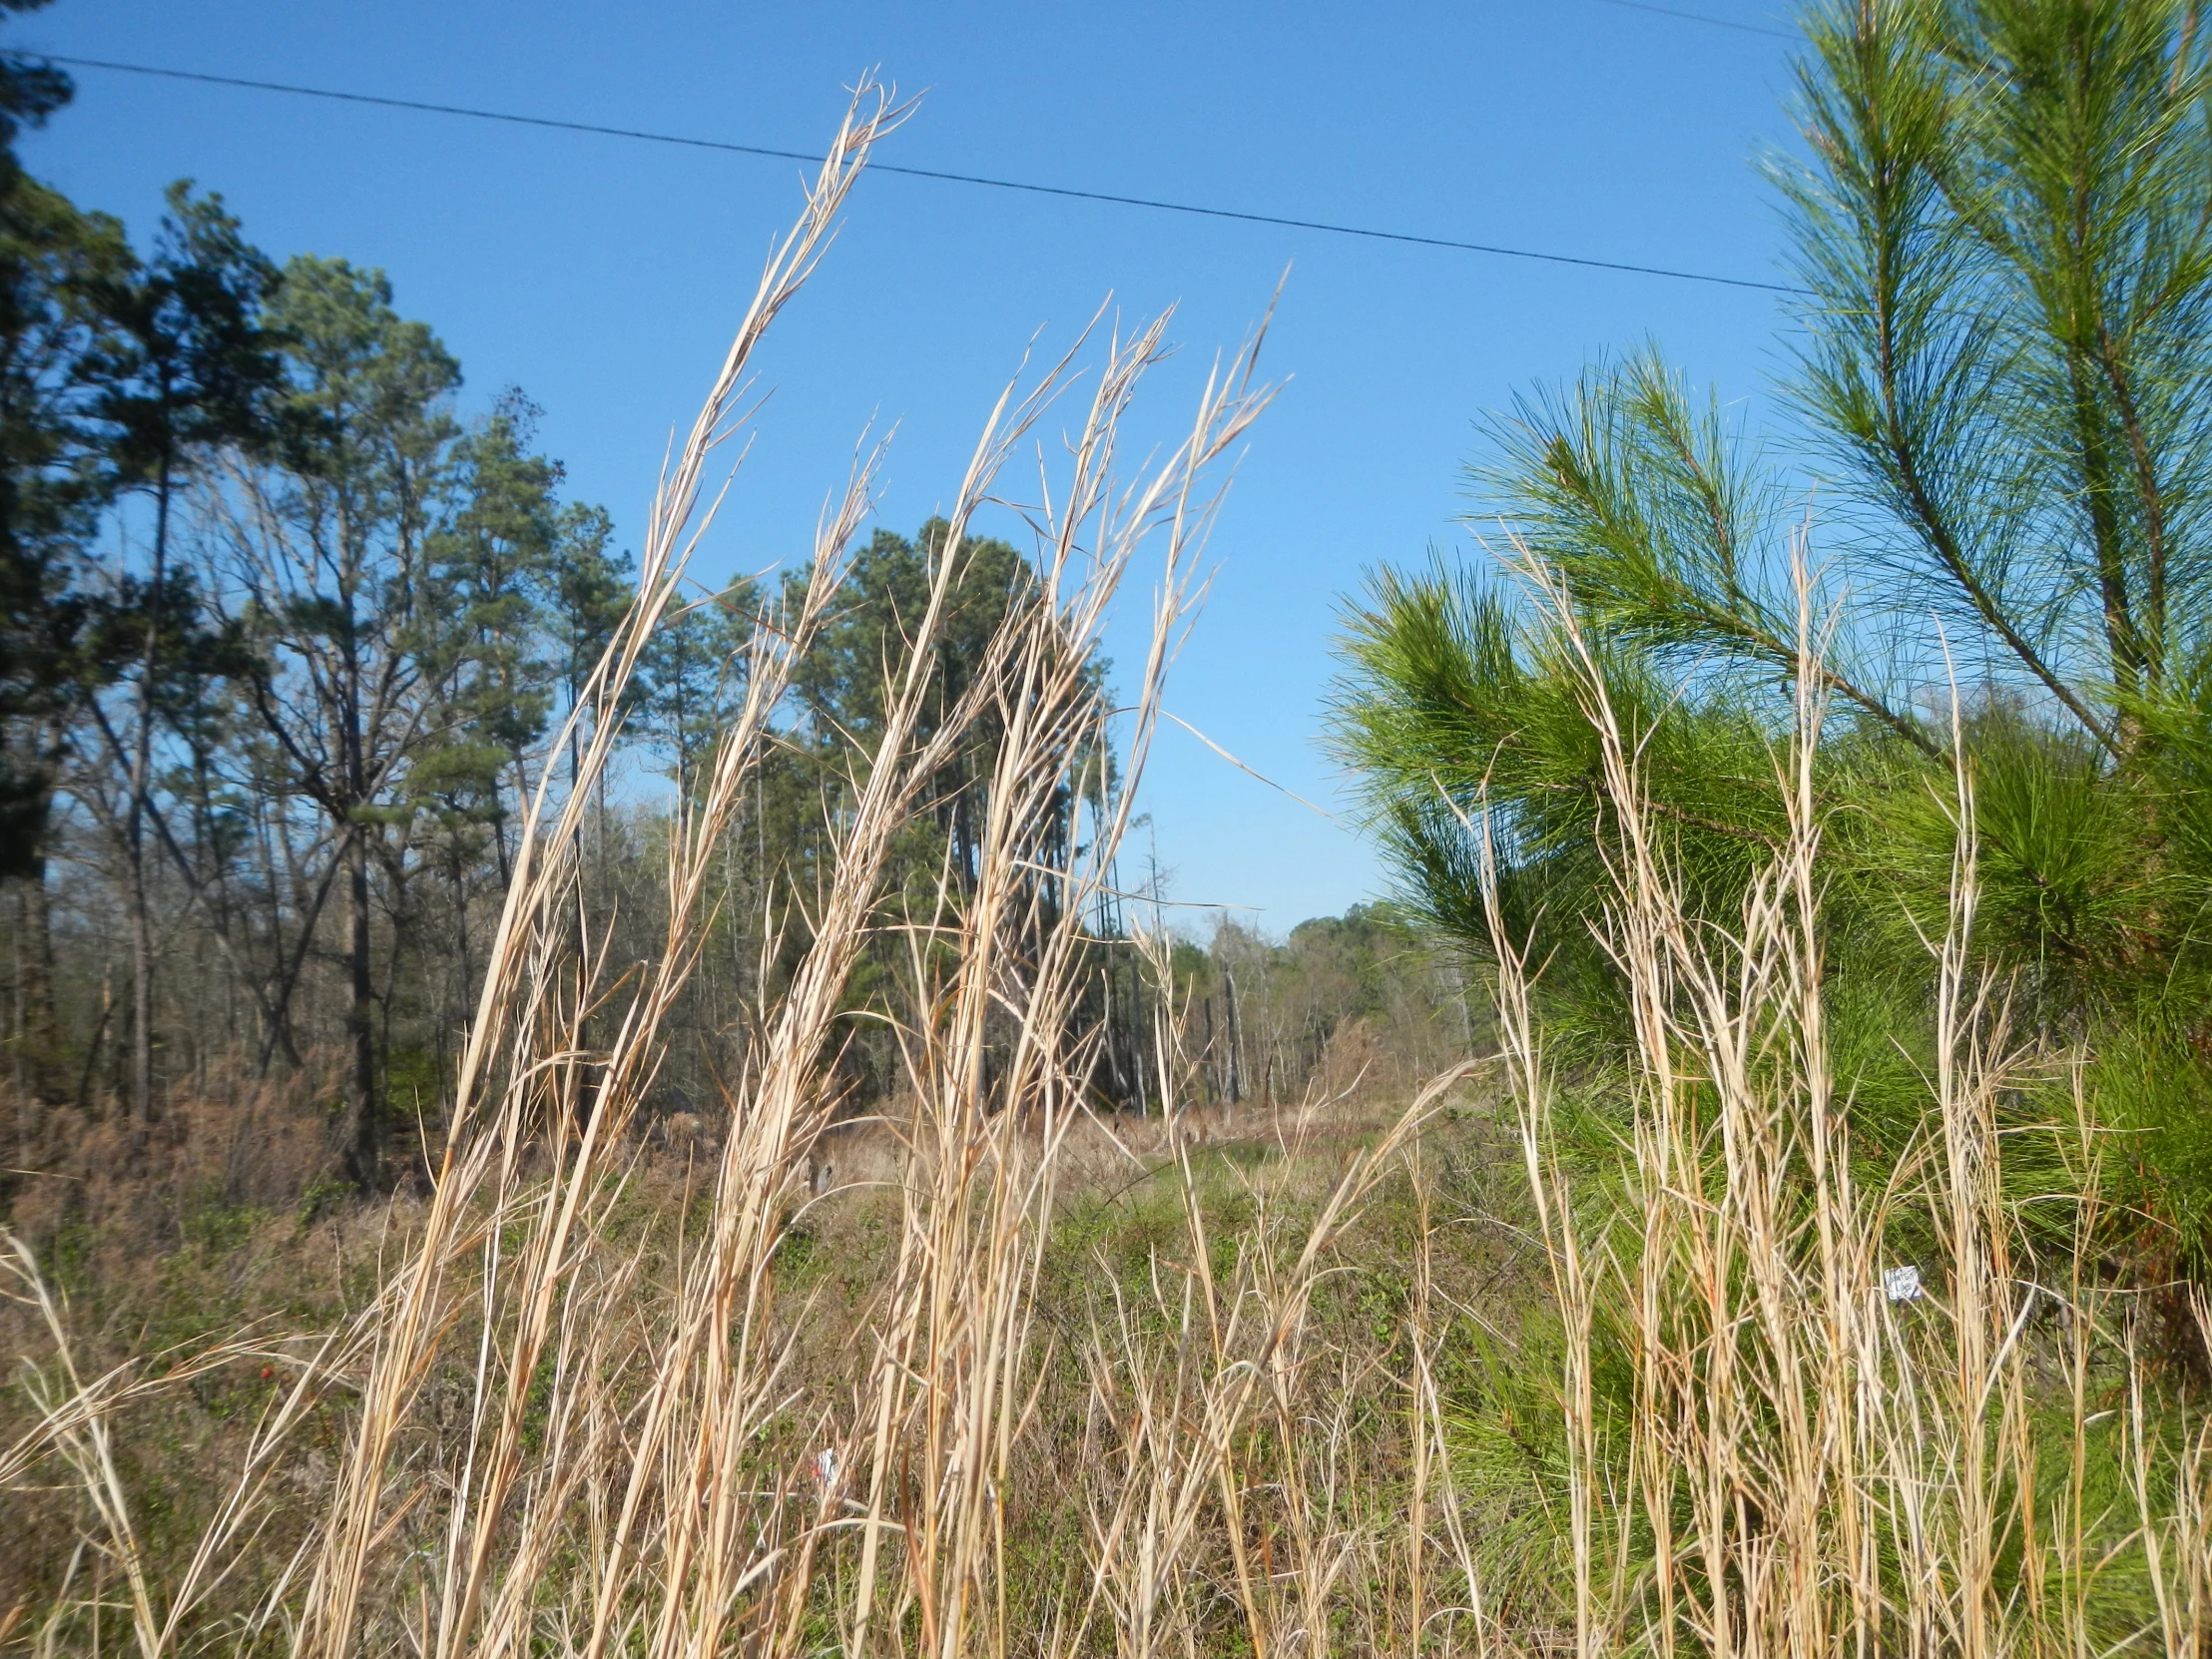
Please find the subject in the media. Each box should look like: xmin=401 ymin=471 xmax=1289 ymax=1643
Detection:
xmin=0 ymin=174 xmax=113 ymax=879
xmin=219 ymin=256 xmax=461 ymax=1180
xmin=545 ymin=500 xmax=632 ymax=799
xmin=419 ymin=392 xmax=562 ymax=883
xmin=77 ymin=182 xmax=279 ymax=1120
xmin=0 ymin=0 xmax=69 ymax=171
xmin=0 ymin=13 xmax=126 ymax=1095
xmin=634 ymin=575 xmax=755 ymax=796
xmin=1332 ymin=0 xmax=2212 ymax=1265
xmin=795 ymin=518 xmax=1055 ymax=893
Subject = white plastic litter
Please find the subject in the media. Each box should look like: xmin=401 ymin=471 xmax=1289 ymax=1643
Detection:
xmin=1883 ymin=1265 xmax=1924 ymax=1304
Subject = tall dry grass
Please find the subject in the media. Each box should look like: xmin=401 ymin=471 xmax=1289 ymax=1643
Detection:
xmin=5 ymin=83 xmax=2210 ymax=1659
xmin=1469 ymin=545 xmax=2212 ymax=1659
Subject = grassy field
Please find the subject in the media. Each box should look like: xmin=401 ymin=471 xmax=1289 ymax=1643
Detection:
xmin=1 ymin=1076 xmax=1526 ymax=1655
xmin=7 ymin=972 xmax=2206 ymax=1658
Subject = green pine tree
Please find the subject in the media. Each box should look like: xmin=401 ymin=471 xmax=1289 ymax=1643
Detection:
xmin=1332 ymin=0 xmax=2212 ymax=1268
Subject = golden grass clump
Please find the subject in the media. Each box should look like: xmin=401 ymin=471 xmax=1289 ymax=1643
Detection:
xmin=1472 ymin=547 xmax=2212 ymax=1659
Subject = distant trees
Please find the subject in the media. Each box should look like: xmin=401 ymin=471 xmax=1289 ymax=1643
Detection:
xmin=79 ymin=183 xmax=280 ymax=1123
xmin=0 ymin=19 xmax=119 ymax=1108
xmin=1172 ymin=906 xmax=1471 ymax=1112
xmin=0 ymin=126 xmax=1193 ymax=1163
xmin=0 ymin=23 xmax=646 ymax=1169
xmin=0 ymin=7 xmax=1407 ymax=1179
xmin=634 ymin=574 xmax=754 ymax=797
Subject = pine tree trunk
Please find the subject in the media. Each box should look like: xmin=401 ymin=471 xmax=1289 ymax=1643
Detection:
xmin=15 ymin=733 xmax=63 ymax=1113
xmin=129 ymin=856 xmax=153 ymax=1120
xmin=12 ymin=854 xmax=58 ymax=1153
xmin=126 ymin=455 xmax=174 ymax=1124
xmin=338 ymin=551 xmax=380 ymax=1183
xmin=347 ymin=824 xmax=377 ymax=1182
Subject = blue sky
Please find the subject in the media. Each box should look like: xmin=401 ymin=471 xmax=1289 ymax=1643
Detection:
xmin=22 ymin=0 xmax=1805 ymax=931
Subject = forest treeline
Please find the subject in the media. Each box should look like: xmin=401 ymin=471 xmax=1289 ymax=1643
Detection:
xmin=0 ymin=12 xmax=1464 ymax=1193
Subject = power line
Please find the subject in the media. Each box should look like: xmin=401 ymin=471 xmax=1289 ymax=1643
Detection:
xmin=1588 ymin=0 xmax=1798 ymax=41
xmin=39 ymin=52 xmax=1804 ymax=296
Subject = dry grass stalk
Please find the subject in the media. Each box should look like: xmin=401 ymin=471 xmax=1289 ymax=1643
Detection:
xmin=1474 ymin=536 xmax=2212 ymax=1658
xmin=0 ymin=81 xmax=1300 ymax=1659
xmin=840 ymin=309 xmax=1279 ymax=1659
xmin=286 ymin=81 xmax=915 ymax=1659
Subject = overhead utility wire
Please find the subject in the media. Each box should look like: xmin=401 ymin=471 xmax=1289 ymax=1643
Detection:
xmin=41 ymin=52 xmax=1805 ymax=296
xmin=1588 ymin=0 xmax=1797 ymax=41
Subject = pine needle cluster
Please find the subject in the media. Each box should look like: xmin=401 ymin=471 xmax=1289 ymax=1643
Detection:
xmin=1331 ymin=0 xmax=2212 ymax=1277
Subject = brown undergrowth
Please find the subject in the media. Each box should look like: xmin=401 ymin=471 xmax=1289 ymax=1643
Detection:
xmin=0 ymin=1072 xmax=1517 ymax=1653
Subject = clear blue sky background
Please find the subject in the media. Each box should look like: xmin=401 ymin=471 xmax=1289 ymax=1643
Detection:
xmin=20 ymin=0 xmax=1805 ymax=932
